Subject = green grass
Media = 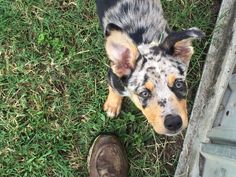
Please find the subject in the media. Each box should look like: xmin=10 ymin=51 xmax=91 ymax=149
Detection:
xmin=0 ymin=0 xmax=218 ymax=176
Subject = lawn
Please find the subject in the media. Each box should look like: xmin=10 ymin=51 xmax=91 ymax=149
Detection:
xmin=0 ymin=0 xmax=219 ymax=176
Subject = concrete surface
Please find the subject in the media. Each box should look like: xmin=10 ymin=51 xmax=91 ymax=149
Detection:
xmin=174 ymin=0 xmax=236 ymax=176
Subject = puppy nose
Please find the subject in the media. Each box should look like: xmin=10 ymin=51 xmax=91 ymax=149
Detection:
xmin=164 ymin=114 xmax=182 ymax=131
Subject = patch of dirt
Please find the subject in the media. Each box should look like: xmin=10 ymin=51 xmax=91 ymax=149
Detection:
xmin=161 ymin=134 xmax=184 ymax=176
xmin=211 ymin=0 xmax=222 ymax=22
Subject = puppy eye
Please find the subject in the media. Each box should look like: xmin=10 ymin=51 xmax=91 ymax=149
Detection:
xmin=174 ymin=80 xmax=185 ymax=89
xmin=139 ymin=90 xmax=151 ymax=98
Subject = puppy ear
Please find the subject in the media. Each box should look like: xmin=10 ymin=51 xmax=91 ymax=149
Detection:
xmin=105 ymin=23 xmax=139 ymax=77
xmin=161 ymin=28 xmax=205 ymax=64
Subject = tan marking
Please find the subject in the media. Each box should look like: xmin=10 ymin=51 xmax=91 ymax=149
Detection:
xmin=130 ymin=94 xmax=166 ymax=134
xmin=142 ymin=101 xmax=166 ymax=134
xmin=103 ymin=86 xmax=123 ymax=118
xmin=144 ymin=80 xmax=155 ymax=91
xmin=105 ymin=30 xmax=139 ymax=77
xmin=167 ymin=75 xmax=188 ymax=128
xmin=130 ymin=92 xmax=188 ymax=135
xmin=172 ymin=97 xmax=188 ymax=129
xmin=167 ymin=74 xmax=177 ymax=87
xmin=129 ymin=93 xmax=143 ymax=110
xmin=174 ymin=39 xmax=194 ymax=63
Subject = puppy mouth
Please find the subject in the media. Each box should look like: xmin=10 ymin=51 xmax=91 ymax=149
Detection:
xmin=165 ymin=128 xmax=183 ymax=136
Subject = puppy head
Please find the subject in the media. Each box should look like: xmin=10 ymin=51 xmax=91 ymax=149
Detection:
xmin=105 ymin=23 xmax=204 ymax=135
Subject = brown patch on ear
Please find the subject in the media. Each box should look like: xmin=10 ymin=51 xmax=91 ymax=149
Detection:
xmin=145 ymin=80 xmax=155 ymax=91
xmin=174 ymin=39 xmax=194 ymax=64
xmin=167 ymin=74 xmax=177 ymax=87
xmin=105 ymin=30 xmax=139 ymax=77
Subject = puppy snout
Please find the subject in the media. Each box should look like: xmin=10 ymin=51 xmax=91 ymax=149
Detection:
xmin=164 ymin=114 xmax=182 ymax=131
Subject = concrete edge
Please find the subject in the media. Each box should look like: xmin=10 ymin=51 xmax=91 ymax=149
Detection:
xmin=174 ymin=0 xmax=236 ymax=176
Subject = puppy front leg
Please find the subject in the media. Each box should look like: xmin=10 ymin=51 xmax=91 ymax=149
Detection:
xmin=103 ymin=86 xmax=123 ymax=118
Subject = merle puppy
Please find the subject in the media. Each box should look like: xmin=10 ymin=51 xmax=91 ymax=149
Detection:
xmin=96 ymin=0 xmax=204 ymax=135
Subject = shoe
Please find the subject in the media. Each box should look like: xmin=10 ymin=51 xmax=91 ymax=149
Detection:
xmin=88 ymin=135 xmax=128 ymax=177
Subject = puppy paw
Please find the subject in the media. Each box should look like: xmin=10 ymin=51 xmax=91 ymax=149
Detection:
xmin=103 ymin=97 xmax=122 ymax=118
xmin=103 ymin=87 xmax=123 ymax=118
